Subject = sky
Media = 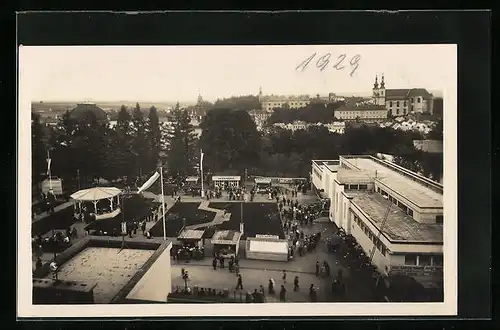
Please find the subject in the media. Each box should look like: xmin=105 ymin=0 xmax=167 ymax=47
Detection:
xmin=19 ymin=45 xmax=455 ymax=103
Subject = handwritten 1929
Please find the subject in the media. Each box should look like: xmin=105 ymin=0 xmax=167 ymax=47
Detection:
xmin=295 ymin=53 xmax=361 ymax=76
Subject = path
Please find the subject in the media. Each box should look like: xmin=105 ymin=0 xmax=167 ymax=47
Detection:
xmin=185 ymin=201 xmax=232 ymax=230
xmin=32 ymin=200 xmax=74 ymax=222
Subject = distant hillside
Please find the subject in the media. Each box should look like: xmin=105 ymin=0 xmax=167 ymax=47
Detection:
xmin=31 ymin=101 xmax=194 ymax=113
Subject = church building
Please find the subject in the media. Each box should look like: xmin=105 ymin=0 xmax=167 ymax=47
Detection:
xmin=372 ymin=75 xmax=435 ymax=117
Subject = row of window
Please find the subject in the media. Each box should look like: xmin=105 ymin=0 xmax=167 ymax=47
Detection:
xmin=389 ymin=108 xmax=408 ymax=116
xmin=404 ymin=254 xmax=443 ymax=267
xmin=388 ymin=98 xmax=422 ymax=107
xmin=346 ymin=184 xmax=368 ymax=190
xmin=352 ymin=211 xmax=388 ymax=257
xmin=377 ymin=187 xmax=414 ymax=218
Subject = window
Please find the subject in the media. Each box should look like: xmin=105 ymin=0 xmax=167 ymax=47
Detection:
xmin=377 ymin=187 xmax=381 ymax=193
xmin=381 ymin=245 xmax=387 ymax=257
xmin=405 ymin=255 xmax=417 ymax=266
xmin=419 ymin=255 xmax=432 ymax=266
xmin=432 ymin=255 xmax=444 ymax=266
xmin=396 ymin=101 xmax=400 ymax=107
xmin=436 ymin=215 xmax=443 ymax=224
xmin=418 ymin=97 xmax=421 ymax=103
xmin=359 ymin=184 xmax=367 ymax=190
xmin=404 ymin=100 xmax=407 ymax=106
xmin=396 ymin=109 xmax=400 ymax=115
xmin=408 ymin=209 xmax=413 ymax=217
xmin=348 ymin=184 xmax=358 ymax=190
xmin=403 ymin=109 xmax=407 ymax=115
xmin=389 ymin=101 xmax=393 ymax=107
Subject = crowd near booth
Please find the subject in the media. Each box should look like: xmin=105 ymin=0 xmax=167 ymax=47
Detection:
xmin=245 ymin=235 xmax=289 ymax=262
xmin=254 ymin=177 xmax=272 ymax=193
xmin=211 ymin=176 xmax=241 ymax=190
xmin=70 ymin=187 xmax=122 ymax=222
xmin=175 ymin=229 xmax=206 ymax=260
xmin=211 ymin=230 xmax=242 ymax=258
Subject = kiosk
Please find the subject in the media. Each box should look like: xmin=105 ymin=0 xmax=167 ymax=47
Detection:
xmin=176 ymin=229 xmax=205 ymax=260
xmin=212 ymin=176 xmax=241 ymax=190
xmin=254 ymin=177 xmax=272 ymax=193
xmin=211 ymin=230 xmax=242 ymax=258
xmin=246 ymin=235 xmax=289 ymax=262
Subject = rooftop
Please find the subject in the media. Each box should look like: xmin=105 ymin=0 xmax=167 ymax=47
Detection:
xmin=337 ymin=168 xmax=373 ymax=184
xmin=385 ymin=88 xmax=433 ymax=100
xmin=347 ymin=191 xmax=443 ymax=243
xmin=337 ymin=104 xmax=386 ymax=111
xmin=44 ymin=247 xmax=155 ymax=304
xmin=211 ymin=230 xmax=242 ymax=245
xmin=178 ymin=229 xmax=205 ymax=240
xmin=341 ymin=156 xmax=443 ymax=209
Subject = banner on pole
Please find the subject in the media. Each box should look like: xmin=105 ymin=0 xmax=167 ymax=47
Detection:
xmin=46 ymin=158 xmax=51 ymax=175
xmin=137 ymin=171 xmax=160 ymax=194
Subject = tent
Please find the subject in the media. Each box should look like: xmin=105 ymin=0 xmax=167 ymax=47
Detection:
xmin=70 ymin=187 xmax=122 ymax=201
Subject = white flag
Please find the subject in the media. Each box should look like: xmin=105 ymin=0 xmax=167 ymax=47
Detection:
xmin=46 ymin=157 xmax=51 ymax=175
xmin=137 ymin=171 xmax=160 ymax=194
xmin=200 ymin=150 xmax=204 ymax=168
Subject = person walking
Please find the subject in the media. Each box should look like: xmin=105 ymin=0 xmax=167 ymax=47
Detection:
xmin=268 ymin=279 xmax=275 ymax=295
xmin=309 ymin=284 xmax=317 ymax=302
xmin=212 ymin=257 xmax=217 ymax=270
xmin=315 ymin=261 xmax=320 ymax=276
xmin=293 ymin=276 xmax=299 ymax=292
xmin=282 ymin=270 xmax=287 ymax=284
xmin=220 ymin=255 xmax=225 ymax=269
xmin=279 ymin=285 xmax=287 ymax=302
xmin=236 ymin=274 xmax=243 ymax=290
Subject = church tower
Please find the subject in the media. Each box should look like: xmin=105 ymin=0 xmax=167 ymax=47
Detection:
xmin=372 ymin=75 xmax=386 ymax=106
xmin=258 ymin=86 xmax=263 ymax=102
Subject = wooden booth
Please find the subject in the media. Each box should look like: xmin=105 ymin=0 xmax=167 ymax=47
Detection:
xmin=211 ymin=230 xmax=242 ymax=258
xmin=176 ymin=229 xmax=205 ymax=260
xmin=254 ymin=177 xmax=272 ymax=193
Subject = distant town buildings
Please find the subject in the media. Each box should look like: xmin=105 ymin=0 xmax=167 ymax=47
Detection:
xmin=272 ymin=121 xmax=346 ymax=134
xmin=334 ymin=103 xmax=388 ymax=122
xmin=258 ymin=87 xmax=346 ymax=112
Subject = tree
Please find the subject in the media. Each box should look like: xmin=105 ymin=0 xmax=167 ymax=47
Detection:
xmin=427 ymin=119 xmax=443 ymax=140
xmin=200 ymin=108 xmax=261 ymax=173
xmin=131 ymin=103 xmax=150 ymax=176
xmin=166 ymin=103 xmax=198 ymax=177
xmin=212 ymin=95 xmax=260 ymax=112
xmin=31 ymin=113 xmax=47 ymax=190
xmin=147 ymin=106 xmax=161 ymax=170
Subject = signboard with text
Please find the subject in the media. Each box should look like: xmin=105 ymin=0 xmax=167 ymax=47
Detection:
xmin=389 ymin=265 xmax=443 ymax=278
xmin=255 ymin=234 xmax=280 ymax=240
xmin=212 ymin=176 xmax=241 ymax=181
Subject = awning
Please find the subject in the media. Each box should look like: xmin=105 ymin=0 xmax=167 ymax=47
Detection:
xmin=255 ymin=178 xmax=271 ymax=184
xmin=70 ymin=187 xmax=122 ymax=201
xmin=212 ymin=176 xmax=241 ymax=182
xmin=185 ymin=176 xmax=199 ymax=183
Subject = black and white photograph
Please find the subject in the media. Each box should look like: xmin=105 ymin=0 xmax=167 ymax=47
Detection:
xmin=18 ymin=44 xmax=457 ymax=317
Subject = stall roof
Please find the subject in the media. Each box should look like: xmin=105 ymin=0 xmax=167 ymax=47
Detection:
xmin=212 ymin=176 xmax=241 ymax=181
xmin=211 ymin=230 xmax=241 ymax=245
xmin=255 ymin=178 xmax=272 ymax=184
xmin=70 ymin=187 xmax=122 ymax=201
xmin=177 ymin=229 xmax=205 ymax=240
xmin=185 ymin=176 xmax=199 ymax=182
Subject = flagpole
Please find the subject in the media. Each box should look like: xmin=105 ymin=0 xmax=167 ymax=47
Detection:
xmin=46 ymin=149 xmax=53 ymax=192
xmin=160 ymin=165 xmax=166 ymax=241
xmin=200 ymin=149 xmax=204 ymax=198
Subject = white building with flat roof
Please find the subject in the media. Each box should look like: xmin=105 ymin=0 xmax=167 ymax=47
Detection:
xmin=311 ymin=156 xmax=443 ymax=284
